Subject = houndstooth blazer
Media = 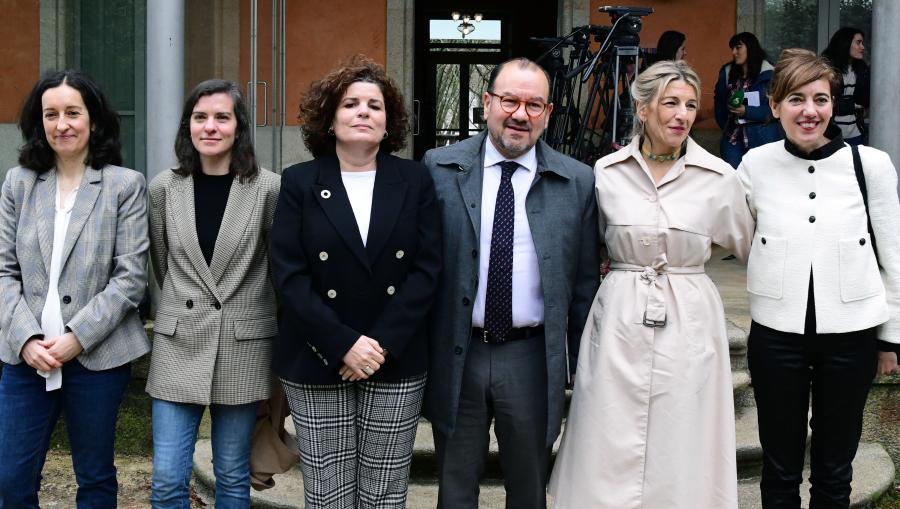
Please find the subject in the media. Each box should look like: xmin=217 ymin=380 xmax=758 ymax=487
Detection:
xmin=145 ymin=168 xmax=281 ymax=405
xmin=0 ymin=165 xmax=150 ymax=369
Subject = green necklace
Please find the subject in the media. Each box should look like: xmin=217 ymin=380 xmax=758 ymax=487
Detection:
xmin=642 ymin=147 xmax=680 ymax=162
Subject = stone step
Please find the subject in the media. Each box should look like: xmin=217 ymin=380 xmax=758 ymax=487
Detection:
xmin=733 ymin=369 xmax=753 ymax=409
xmin=407 ymin=399 xmax=771 ymax=480
xmin=728 ymin=319 xmax=749 ymax=371
xmin=275 ymin=370 xmax=756 ymax=481
xmin=192 ymin=441 xmax=894 ymax=509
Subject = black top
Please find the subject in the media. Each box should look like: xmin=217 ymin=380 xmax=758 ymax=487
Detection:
xmin=193 ymin=172 xmax=233 ymax=265
xmin=783 ymin=124 xmax=844 ymax=160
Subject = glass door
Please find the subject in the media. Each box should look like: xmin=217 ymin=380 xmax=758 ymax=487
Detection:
xmin=76 ymin=0 xmax=146 ymax=174
xmin=414 ymin=15 xmax=506 ymax=160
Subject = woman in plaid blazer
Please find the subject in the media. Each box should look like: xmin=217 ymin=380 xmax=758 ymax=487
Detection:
xmin=0 ymin=70 xmax=150 ymax=507
xmin=145 ymin=80 xmax=281 ymax=507
xmin=271 ymin=56 xmax=441 ymax=508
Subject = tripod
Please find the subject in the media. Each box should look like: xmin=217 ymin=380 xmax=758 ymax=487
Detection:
xmin=574 ymin=44 xmax=640 ymax=164
xmin=536 ymin=8 xmax=650 ymax=165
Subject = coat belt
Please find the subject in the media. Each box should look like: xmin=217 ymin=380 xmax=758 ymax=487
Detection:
xmin=608 ymin=262 xmax=705 ymax=327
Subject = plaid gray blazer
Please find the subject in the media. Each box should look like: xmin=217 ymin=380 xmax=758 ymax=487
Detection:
xmin=0 ymin=165 xmax=151 ymax=369
xmin=145 ymin=168 xmax=280 ymax=405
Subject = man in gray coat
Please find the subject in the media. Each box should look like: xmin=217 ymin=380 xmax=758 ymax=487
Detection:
xmin=422 ymin=57 xmax=600 ymax=508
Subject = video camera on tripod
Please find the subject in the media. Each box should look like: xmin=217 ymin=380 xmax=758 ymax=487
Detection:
xmin=590 ymin=6 xmax=652 ymax=54
xmin=536 ymin=6 xmax=653 ymax=165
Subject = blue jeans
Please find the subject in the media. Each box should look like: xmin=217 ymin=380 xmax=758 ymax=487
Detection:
xmin=0 ymin=359 xmax=131 ymax=509
xmin=150 ymin=399 xmax=259 ymax=509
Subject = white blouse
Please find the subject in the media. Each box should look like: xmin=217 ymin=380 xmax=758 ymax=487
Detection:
xmin=38 ymin=181 xmax=79 ymax=390
xmin=341 ymin=170 xmax=376 ymax=246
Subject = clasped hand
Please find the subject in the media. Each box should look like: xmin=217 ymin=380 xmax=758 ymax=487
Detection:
xmin=21 ymin=332 xmax=84 ymax=372
xmin=339 ymin=335 xmax=386 ymax=382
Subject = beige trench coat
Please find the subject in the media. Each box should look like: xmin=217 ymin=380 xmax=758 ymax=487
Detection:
xmin=548 ymin=137 xmax=754 ymax=509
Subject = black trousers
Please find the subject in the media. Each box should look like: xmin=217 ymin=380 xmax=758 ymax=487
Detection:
xmin=433 ymin=335 xmax=550 ymax=509
xmin=748 ymin=318 xmax=877 ymax=509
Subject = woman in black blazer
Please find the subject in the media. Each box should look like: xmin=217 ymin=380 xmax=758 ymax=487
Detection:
xmin=270 ymin=55 xmax=441 ymax=508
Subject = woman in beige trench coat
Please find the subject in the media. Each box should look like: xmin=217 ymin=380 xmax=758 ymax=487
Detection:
xmin=548 ymin=61 xmax=754 ymax=508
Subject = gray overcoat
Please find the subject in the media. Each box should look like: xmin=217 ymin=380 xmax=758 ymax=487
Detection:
xmin=421 ymin=131 xmax=600 ymax=447
xmin=145 ymin=169 xmax=281 ymax=405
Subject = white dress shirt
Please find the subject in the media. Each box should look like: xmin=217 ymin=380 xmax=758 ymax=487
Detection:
xmin=471 ymin=137 xmax=544 ymax=328
xmin=341 ymin=170 xmax=377 ymax=246
xmin=38 ymin=181 xmax=79 ymax=391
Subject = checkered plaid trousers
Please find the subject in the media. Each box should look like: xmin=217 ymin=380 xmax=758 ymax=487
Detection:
xmin=281 ymin=374 xmax=426 ymax=509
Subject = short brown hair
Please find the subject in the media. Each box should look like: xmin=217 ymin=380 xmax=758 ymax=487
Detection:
xmin=298 ymin=55 xmax=408 ymax=157
xmin=770 ymin=48 xmax=840 ymax=104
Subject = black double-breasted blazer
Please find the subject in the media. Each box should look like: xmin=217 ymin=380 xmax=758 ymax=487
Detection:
xmin=270 ymin=152 xmax=442 ymax=384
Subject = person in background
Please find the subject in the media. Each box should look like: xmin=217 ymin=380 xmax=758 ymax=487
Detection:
xmin=270 ymin=55 xmax=441 ymax=508
xmin=655 ymin=30 xmax=687 ymax=62
xmin=823 ymin=27 xmax=870 ymax=146
xmin=146 ymin=79 xmax=281 ymax=508
xmin=549 ymin=60 xmax=753 ymax=509
xmin=738 ymin=48 xmax=900 ymax=508
xmin=714 ymin=32 xmax=782 ymax=168
xmin=0 ymin=70 xmax=150 ymax=507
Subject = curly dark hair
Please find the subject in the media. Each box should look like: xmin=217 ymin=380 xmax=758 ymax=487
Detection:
xmin=173 ymin=79 xmax=259 ymax=183
xmin=18 ymin=70 xmax=122 ymax=173
xmin=298 ymin=55 xmax=408 ymax=157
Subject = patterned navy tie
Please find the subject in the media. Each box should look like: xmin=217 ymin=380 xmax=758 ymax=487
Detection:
xmin=484 ymin=160 xmax=519 ymax=342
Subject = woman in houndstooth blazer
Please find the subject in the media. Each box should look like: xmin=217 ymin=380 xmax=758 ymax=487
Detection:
xmin=145 ymin=80 xmax=281 ymax=507
xmin=0 ymin=70 xmax=150 ymax=507
xmin=271 ymin=56 xmax=441 ymax=508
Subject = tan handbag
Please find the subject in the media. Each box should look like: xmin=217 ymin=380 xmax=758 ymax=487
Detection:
xmin=249 ymin=379 xmax=299 ymax=490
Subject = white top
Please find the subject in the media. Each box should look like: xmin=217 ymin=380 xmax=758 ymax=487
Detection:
xmin=38 ymin=180 xmax=79 ymax=391
xmin=835 ymin=68 xmax=862 ymax=139
xmin=738 ymin=141 xmax=900 ymax=343
xmin=471 ymin=136 xmax=544 ymax=328
xmin=341 ymin=170 xmax=377 ymax=246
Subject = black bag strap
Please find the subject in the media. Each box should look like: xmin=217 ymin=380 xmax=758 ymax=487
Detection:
xmin=851 ymin=144 xmax=880 ymax=266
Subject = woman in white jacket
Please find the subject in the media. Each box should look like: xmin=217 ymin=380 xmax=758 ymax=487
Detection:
xmin=738 ymin=48 xmax=900 ymax=509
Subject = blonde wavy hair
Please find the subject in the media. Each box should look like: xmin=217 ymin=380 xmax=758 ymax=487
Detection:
xmin=630 ymin=60 xmax=701 ymax=138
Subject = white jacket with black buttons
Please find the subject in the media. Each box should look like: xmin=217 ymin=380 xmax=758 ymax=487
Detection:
xmin=738 ymin=140 xmax=900 ymax=350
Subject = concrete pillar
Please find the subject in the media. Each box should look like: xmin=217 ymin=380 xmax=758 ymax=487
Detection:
xmin=870 ymin=0 xmax=900 ymax=184
xmin=735 ymin=0 xmax=764 ymax=40
xmin=146 ymin=1 xmax=184 ymax=181
xmin=387 ymin=0 xmax=414 ymax=159
xmin=558 ymin=0 xmax=590 ymax=36
xmin=39 ymin=0 xmax=73 ymax=72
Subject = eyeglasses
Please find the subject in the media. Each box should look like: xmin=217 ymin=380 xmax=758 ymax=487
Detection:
xmin=487 ymin=92 xmax=548 ymax=117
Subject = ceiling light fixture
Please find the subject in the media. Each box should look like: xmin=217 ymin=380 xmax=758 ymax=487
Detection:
xmin=452 ymin=11 xmax=482 ymax=38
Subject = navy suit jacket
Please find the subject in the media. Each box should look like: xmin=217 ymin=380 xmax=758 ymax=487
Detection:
xmin=270 ymin=152 xmax=442 ymax=384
